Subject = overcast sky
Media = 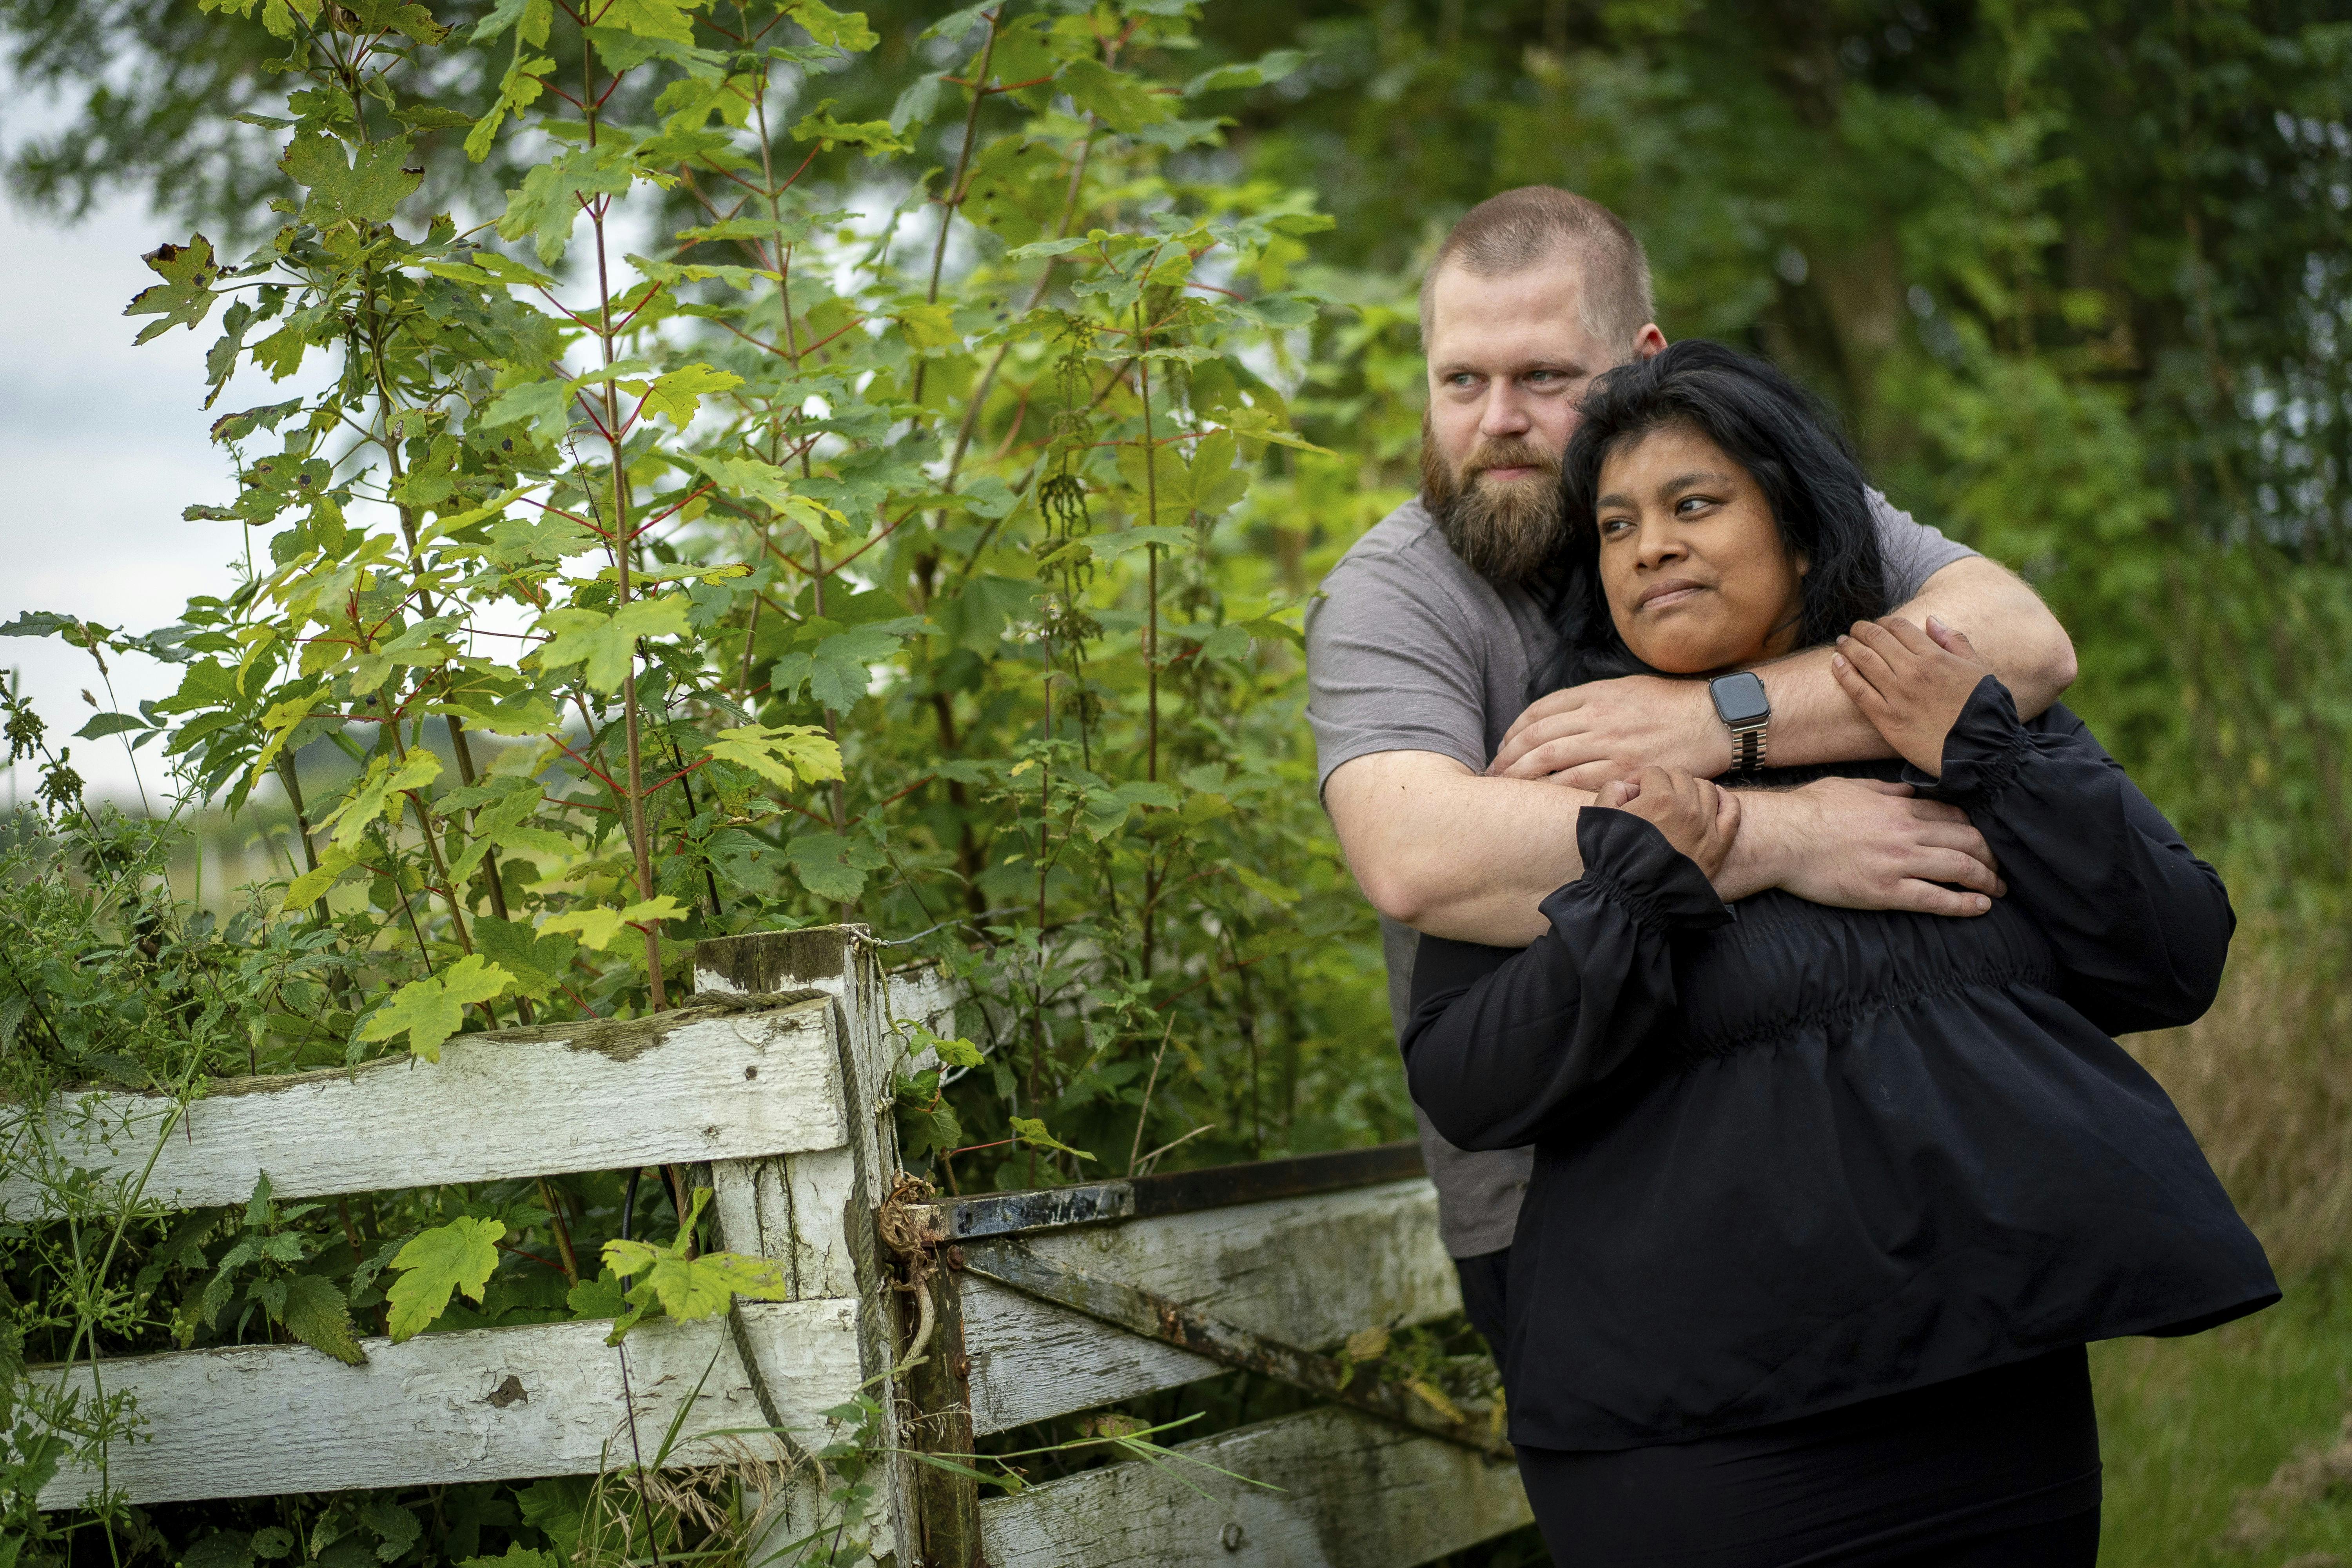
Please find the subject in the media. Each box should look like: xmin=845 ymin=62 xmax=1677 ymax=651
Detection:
xmin=1 ymin=180 xmax=250 ymax=810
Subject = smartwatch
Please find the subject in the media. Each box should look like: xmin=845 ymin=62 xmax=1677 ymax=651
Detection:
xmin=1709 ymin=671 xmax=1771 ymax=773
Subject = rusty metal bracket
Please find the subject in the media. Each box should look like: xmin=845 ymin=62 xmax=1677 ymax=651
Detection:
xmin=957 ymin=1238 xmax=1513 ymax=1463
xmin=904 ymin=1140 xmax=1427 ymax=1246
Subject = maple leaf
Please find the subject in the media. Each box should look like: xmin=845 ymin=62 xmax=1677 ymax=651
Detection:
xmin=540 ymin=895 xmax=689 ymax=952
xmin=599 ymin=1189 xmax=789 ymax=1343
xmin=783 ymin=830 xmax=887 ymax=902
xmin=787 ymin=0 xmax=878 ymax=51
xmin=384 ymin=1217 xmax=505 ymax=1342
xmin=790 ymin=100 xmax=910 ymax=156
xmin=280 ymin=134 xmax=424 ymax=227
xmin=638 ymin=363 xmax=742 ymax=426
xmin=1011 ymin=1116 xmax=1095 ymax=1162
xmin=470 ymin=916 xmax=579 ymax=1000
xmin=356 ymin=955 xmax=515 ymax=1061
xmin=321 ymin=748 xmax=442 ymax=852
xmin=279 ymin=845 xmax=358 ymax=911
xmin=597 ymin=0 xmax=706 ymax=44
xmin=498 ymin=140 xmax=639 ymax=264
xmin=535 ymin=594 xmax=691 ymax=690
xmin=769 ymin=624 xmax=905 ymax=711
xmin=703 ymin=723 xmax=843 ymax=788
xmin=124 ymin=236 xmax=221 ymax=345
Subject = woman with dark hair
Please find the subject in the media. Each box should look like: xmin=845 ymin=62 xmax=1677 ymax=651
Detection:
xmin=1402 ymin=339 xmax=2275 ymax=1566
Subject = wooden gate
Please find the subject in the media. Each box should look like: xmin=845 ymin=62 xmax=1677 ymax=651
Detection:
xmin=11 ymin=927 xmax=1530 ymax=1566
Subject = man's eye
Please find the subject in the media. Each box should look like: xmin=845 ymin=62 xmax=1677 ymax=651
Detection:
xmin=1449 ymin=373 xmax=1478 ymax=388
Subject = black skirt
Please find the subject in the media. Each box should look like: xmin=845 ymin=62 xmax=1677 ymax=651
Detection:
xmin=1515 ymin=1347 xmax=2101 ymax=1568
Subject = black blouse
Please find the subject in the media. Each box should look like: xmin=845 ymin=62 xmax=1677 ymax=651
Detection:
xmin=1402 ymin=678 xmax=2278 ymax=1453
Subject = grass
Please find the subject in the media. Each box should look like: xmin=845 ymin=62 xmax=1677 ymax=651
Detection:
xmin=2096 ymin=1264 xmax=2352 ymax=1567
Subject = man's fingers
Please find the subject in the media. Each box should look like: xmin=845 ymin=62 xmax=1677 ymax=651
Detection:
xmin=1906 ymin=847 xmax=2003 ymax=895
xmin=1488 ymin=715 xmax=1595 ymax=774
xmin=1555 ymin=759 xmax=1634 ymax=791
xmin=1491 ymin=733 xmax=1603 ymax=779
xmin=1901 ymin=797 xmax=1973 ymax=825
xmin=1500 ymin=688 xmax=1587 ymax=745
xmin=1908 ymin=822 xmax=2004 ymax=880
xmin=1889 ymin=879 xmax=1996 ymax=918
xmin=1594 ymin=778 xmax=1637 ymax=809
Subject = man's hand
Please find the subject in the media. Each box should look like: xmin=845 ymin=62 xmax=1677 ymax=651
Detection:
xmin=1595 ymin=766 xmax=1740 ymax=881
xmin=1830 ymin=616 xmax=1995 ymax=777
xmin=1724 ymin=776 xmax=2005 ymax=916
xmin=1488 ymin=674 xmax=1731 ymax=786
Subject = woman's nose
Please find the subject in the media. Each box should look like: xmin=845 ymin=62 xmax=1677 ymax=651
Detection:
xmin=1636 ymin=523 xmax=1685 ymax=568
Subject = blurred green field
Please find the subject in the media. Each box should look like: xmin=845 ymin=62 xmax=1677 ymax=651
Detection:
xmin=2097 ymin=1264 xmax=2352 ymax=1568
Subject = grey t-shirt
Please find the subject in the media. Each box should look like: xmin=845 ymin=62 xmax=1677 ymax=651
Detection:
xmin=1307 ymin=492 xmax=1975 ymax=1257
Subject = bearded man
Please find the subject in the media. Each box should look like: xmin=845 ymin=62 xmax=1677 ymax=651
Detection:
xmin=1305 ymin=186 xmax=2078 ymax=1351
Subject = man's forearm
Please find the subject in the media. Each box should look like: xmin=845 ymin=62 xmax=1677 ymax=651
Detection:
xmin=1327 ymin=751 xmax=1593 ymax=944
xmin=1751 ymin=556 xmax=2076 ymax=768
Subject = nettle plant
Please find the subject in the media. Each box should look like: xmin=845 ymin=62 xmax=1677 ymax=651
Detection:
xmin=4 ymin=0 xmax=1410 ymax=1556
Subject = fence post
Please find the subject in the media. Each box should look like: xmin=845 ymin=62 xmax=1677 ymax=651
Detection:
xmin=899 ymin=1254 xmax=983 ymax=1567
xmin=692 ymin=926 xmax=933 ymax=1566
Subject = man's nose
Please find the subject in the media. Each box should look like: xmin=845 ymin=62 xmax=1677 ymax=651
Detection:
xmin=1478 ymin=381 xmax=1532 ymax=438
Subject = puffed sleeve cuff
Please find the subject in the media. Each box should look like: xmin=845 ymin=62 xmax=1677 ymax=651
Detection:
xmin=1899 ymin=675 xmax=2031 ymax=806
xmin=1546 ymin=808 xmax=1735 ymax=937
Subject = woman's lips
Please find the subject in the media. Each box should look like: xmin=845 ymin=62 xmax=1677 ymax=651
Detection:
xmin=1636 ymin=581 xmax=1707 ymax=610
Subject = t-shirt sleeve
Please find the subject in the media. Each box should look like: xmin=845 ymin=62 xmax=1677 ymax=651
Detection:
xmin=1868 ymin=488 xmax=1976 ymax=604
xmin=1306 ymin=544 xmax=1491 ymax=794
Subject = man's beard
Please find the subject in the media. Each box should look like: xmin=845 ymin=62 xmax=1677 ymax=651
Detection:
xmin=1419 ymin=415 xmax=1569 ymax=586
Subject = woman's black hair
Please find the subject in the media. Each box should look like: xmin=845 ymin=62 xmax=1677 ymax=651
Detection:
xmin=1542 ymin=338 xmax=1891 ymax=688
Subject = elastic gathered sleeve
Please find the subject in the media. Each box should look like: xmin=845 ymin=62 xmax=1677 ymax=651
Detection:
xmin=1909 ymin=678 xmax=2235 ymax=1035
xmin=1399 ymin=809 xmax=1732 ymax=1151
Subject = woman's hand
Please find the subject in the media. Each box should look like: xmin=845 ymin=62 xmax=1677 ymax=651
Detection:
xmin=1595 ymin=764 xmax=1742 ymax=881
xmin=1831 ymin=616 xmax=1994 ymax=777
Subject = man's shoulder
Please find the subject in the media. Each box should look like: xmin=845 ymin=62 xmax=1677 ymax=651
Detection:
xmin=1327 ymin=497 xmax=1456 ymax=575
xmin=1319 ymin=498 xmax=1492 ymax=607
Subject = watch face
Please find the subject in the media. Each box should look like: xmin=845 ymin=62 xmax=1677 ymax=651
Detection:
xmin=1710 ymin=671 xmax=1771 ymax=727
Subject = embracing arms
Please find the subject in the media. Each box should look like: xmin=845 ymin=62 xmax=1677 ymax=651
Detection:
xmin=1323 ymin=555 xmax=2057 ymax=946
xmin=1832 ymin=619 xmax=2233 ymax=1034
xmin=1487 ymin=555 xmax=2075 ymax=782
xmin=1401 ymin=771 xmax=1738 ymax=1149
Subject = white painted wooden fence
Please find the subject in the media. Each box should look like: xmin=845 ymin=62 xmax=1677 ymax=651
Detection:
xmin=15 ymin=927 xmax=1530 ymax=1567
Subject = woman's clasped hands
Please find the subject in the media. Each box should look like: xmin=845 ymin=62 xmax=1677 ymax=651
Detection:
xmin=1595 ymin=764 xmax=1742 ymax=881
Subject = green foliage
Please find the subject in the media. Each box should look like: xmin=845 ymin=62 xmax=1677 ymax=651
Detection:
xmin=3 ymin=0 xmax=2345 ymax=1563
xmin=598 ymin=1188 xmax=790 ymax=1343
xmin=383 ymin=1216 xmax=503 ymax=1340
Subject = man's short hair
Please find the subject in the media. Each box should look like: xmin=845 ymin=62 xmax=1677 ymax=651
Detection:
xmin=1418 ymin=186 xmax=1656 ymax=353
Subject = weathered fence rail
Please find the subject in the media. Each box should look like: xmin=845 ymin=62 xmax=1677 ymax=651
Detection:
xmin=17 ymin=927 xmax=1531 ymax=1566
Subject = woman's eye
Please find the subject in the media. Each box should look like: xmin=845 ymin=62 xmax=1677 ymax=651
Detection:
xmin=1599 ymin=516 xmax=1633 ymax=537
xmin=1676 ymin=495 xmax=1715 ymax=516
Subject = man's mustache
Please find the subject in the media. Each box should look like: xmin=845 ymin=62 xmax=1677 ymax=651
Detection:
xmin=1460 ymin=438 xmax=1562 ymax=482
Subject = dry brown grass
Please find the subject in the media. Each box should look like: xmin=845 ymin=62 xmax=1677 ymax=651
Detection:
xmin=2123 ymin=916 xmax=2352 ymax=1278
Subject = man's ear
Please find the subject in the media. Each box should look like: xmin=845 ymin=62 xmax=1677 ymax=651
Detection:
xmin=1632 ymin=324 xmax=1668 ymax=361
